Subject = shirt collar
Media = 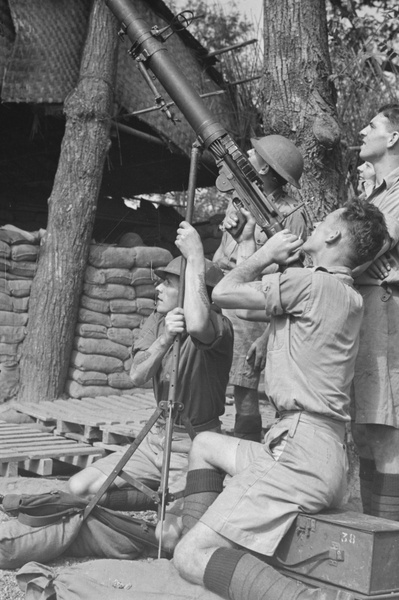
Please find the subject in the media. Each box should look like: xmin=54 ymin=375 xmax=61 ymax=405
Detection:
xmin=371 ymin=165 xmax=399 ymax=196
xmin=309 ymin=265 xmax=354 ymax=284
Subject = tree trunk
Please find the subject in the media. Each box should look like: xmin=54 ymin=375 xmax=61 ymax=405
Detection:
xmin=262 ymin=0 xmax=345 ymax=221
xmin=18 ymin=1 xmax=118 ymax=403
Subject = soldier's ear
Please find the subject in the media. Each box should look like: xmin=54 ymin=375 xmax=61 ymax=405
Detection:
xmin=326 ymin=229 xmax=341 ymax=245
xmin=387 ymin=130 xmax=399 ymax=149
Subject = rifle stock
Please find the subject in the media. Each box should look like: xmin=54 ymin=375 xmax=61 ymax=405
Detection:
xmin=105 ymin=0 xmax=286 ymax=239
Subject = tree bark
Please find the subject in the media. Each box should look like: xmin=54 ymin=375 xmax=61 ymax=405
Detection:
xmin=18 ymin=1 xmax=118 ymax=403
xmin=262 ymin=0 xmax=345 ymax=221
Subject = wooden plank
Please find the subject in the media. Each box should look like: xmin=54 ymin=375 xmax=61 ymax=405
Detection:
xmin=0 ymin=462 xmax=18 ymax=477
xmin=21 ymin=458 xmax=53 ymax=476
xmin=12 ymin=401 xmax=59 ymax=421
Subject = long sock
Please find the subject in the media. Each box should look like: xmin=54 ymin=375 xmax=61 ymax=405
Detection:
xmin=204 ymin=548 xmax=355 ymax=600
xmin=371 ymin=471 xmax=399 ymax=520
xmin=359 ymin=457 xmax=375 ymax=515
xmin=234 ymin=414 xmax=263 ymax=442
xmin=98 ymin=487 xmax=157 ymax=511
xmin=182 ymin=468 xmax=224 ymax=535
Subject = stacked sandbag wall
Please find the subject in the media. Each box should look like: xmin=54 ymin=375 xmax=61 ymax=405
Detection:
xmin=65 ymin=243 xmax=172 ymax=399
xmin=0 ymin=225 xmax=41 ymax=402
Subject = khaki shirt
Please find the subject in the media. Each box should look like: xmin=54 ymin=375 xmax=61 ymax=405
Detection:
xmin=262 ymin=266 xmax=363 ymax=422
xmin=356 ymin=165 xmax=399 ymax=287
xmin=132 ymin=307 xmax=233 ymax=429
xmin=214 ymin=190 xmax=307 ymax=273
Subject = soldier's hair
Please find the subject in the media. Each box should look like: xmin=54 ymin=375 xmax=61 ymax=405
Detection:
xmin=378 ymin=103 xmax=399 ymax=131
xmin=339 ymin=198 xmax=388 ymax=267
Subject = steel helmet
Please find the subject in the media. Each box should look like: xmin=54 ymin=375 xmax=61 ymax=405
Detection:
xmin=250 ymin=135 xmax=304 ymax=189
xmin=154 ymin=256 xmax=224 ymax=288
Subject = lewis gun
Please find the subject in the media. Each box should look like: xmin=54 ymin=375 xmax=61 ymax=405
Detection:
xmin=105 ymin=0 xmax=288 ymax=239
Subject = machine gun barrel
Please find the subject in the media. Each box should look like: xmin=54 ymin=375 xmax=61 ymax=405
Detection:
xmin=106 ymin=0 xmax=226 ymax=147
xmin=106 ymin=0 xmax=287 ymax=238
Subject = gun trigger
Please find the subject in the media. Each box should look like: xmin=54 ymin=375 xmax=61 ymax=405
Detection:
xmin=232 ymin=197 xmax=243 ymax=211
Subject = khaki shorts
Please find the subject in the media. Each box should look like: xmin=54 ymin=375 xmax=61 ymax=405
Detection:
xmin=92 ymin=422 xmax=192 ymax=495
xmin=222 ymin=308 xmax=266 ymax=389
xmin=200 ymin=412 xmax=347 ymax=556
xmin=353 ymin=285 xmax=399 ymax=427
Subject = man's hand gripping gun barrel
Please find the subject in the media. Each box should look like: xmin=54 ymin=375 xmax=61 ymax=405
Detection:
xmin=105 ymin=0 xmax=293 ymax=242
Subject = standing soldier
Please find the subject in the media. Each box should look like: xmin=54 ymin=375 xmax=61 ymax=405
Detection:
xmin=213 ymin=134 xmax=306 ymax=442
xmin=351 ymin=104 xmax=399 ymax=519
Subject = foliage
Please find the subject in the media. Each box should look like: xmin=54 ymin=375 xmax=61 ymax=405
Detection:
xmin=164 ymin=0 xmax=262 ymax=220
xmin=165 ymin=0 xmax=399 ymax=219
xmin=327 ymin=0 xmax=399 ymax=191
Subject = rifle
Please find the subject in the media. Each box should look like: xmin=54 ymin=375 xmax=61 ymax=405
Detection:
xmin=105 ymin=0 xmax=291 ymax=240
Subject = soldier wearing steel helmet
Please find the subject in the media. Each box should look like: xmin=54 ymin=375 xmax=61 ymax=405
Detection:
xmin=213 ymin=134 xmax=307 ymax=442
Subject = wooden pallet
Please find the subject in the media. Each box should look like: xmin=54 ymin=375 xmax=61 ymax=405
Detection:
xmin=0 ymin=422 xmax=104 ymax=477
xmin=12 ymin=388 xmax=277 ymax=451
xmin=98 ymin=397 xmax=278 ymax=448
xmin=12 ymin=389 xmax=156 ymax=443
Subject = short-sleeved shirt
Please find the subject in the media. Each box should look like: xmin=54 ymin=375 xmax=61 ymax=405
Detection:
xmin=263 ymin=266 xmax=363 ymax=421
xmin=132 ymin=307 xmax=233 ymax=429
xmin=215 ymin=190 xmax=307 ymax=274
xmin=356 ymin=166 xmax=399 ymax=287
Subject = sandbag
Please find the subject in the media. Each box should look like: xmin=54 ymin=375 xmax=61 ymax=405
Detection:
xmin=108 ymin=371 xmax=135 ymax=390
xmin=0 ymin=239 xmax=10 ymax=259
xmin=130 ymin=267 xmax=153 ymax=285
xmin=89 ymin=244 xmax=172 ymax=269
xmin=135 ymin=283 xmax=156 ymax=299
xmin=83 ymin=282 xmax=136 ymax=301
xmin=11 ymin=244 xmax=39 ymax=262
xmin=75 ymin=323 xmax=108 ymax=339
xmin=80 ymin=294 xmax=110 ymax=314
xmin=65 ymin=380 xmax=125 ymax=398
xmin=0 ymin=325 xmax=26 ymax=343
xmin=0 ymin=225 xmax=39 ymax=245
xmin=0 ymin=360 xmax=19 ymax=401
xmin=0 ymin=341 xmax=19 ymax=357
xmin=110 ymin=313 xmax=143 ymax=329
xmin=78 ymin=308 xmax=111 ymax=327
xmin=0 ymin=310 xmax=28 ymax=326
xmin=85 ymin=266 xmax=134 ymax=286
xmin=0 ymin=291 xmax=13 ymax=311
xmin=0 ymin=258 xmax=10 ymax=271
xmin=109 ymin=297 xmax=155 ymax=314
xmin=70 ymin=351 xmax=123 ymax=374
xmin=0 ymin=278 xmax=32 ymax=297
xmin=109 ymin=298 xmax=138 ymax=313
xmin=13 ymin=296 xmax=30 ymax=313
xmin=73 ymin=337 xmax=130 ymax=361
xmin=68 ymin=368 xmax=108 ymax=387
xmin=107 ymin=327 xmax=133 ymax=347
xmin=8 ymin=260 xmax=37 ymax=278
xmin=136 ymin=297 xmax=155 ymax=315
xmin=17 ymin=558 xmax=221 ymax=600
